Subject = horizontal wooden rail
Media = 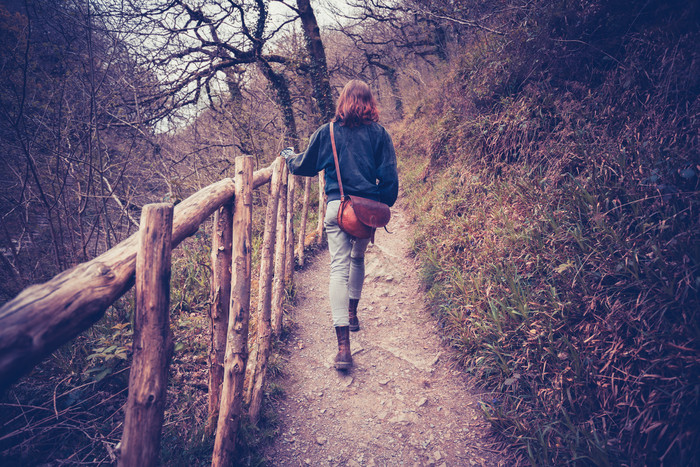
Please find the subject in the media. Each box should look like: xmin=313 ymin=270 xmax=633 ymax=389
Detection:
xmin=0 ymin=164 xmax=274 ymax=392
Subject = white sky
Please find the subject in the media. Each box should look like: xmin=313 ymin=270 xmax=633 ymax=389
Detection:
xmin=268 ymin=0 xmax=353 ymax=28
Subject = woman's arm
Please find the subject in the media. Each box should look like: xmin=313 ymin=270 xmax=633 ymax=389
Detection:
xmin=376 ymin=129 xmax=399 ymax=207
xmin=287 ymin=126 xmax=324 ymax=177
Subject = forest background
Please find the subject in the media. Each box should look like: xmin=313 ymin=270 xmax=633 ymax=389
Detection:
xmin=0 ymin=0 xmax=698 ymax=465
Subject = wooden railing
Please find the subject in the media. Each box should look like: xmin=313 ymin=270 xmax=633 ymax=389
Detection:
xmin=0 ymin=156 xmax=328 ymax=466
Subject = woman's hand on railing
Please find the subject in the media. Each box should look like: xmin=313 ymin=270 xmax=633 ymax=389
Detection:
xmin=280 ymin=147 xmax=294 ymax=159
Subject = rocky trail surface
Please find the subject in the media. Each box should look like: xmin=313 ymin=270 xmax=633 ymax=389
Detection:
xmin=263 ymin=203 xmax=506 ymax=466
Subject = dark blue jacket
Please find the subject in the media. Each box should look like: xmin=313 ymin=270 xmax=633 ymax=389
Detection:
xmin=286 ymin=122 xmax=399 ymax=207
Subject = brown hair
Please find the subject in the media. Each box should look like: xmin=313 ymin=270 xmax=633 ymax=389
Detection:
xmin=334 ymin=80 xmax=379 ymax=127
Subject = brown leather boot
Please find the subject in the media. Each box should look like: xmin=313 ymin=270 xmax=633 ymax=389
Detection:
xmin=334 ymin=326 xmax=352 ymax=370
xmin=348 ymin=299 xmax=360 ymax=331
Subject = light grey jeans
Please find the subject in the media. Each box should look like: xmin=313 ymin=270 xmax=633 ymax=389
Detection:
xmin=324 ymin=200 xmax=371 ymax=327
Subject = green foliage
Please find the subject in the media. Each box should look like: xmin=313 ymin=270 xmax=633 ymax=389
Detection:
xmin=160 ymin=425 xmax=214 ymax=467
xmin=395 ymin=1 xmax=699 ymax=464
xmin=171 ymin=233 xmax=212 ymax=316
xmin=84 ymin=322 xmax=132 ymax=383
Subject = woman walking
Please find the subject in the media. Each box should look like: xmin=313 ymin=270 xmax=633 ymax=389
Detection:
xmin=284 ymin=80 xmax=399 ymax=370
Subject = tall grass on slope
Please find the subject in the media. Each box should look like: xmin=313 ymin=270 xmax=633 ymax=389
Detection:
xmin=400 ymin=156 xmax=698 ymax=464
xmin=394 ymin=22 xmax=699 ymax=465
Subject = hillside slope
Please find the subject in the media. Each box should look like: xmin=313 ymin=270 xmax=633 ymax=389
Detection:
xmin=393 ymin=1 xmax=699 ymax=464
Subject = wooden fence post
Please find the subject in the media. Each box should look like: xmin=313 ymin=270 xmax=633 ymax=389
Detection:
xmin=296 ymin=177 xmax=311 ymax=267
xmin=284 ymin=173 xmax=296 ymax=284
xmin=119 ymin=203 xmax=173 ymax=467
xmin=248 ymin=157 xmax=283 ymax=424
xmin=316 ymin=172 xmax=326 ymax=245
xmin=206 ymin=201 xmax=233 ymax=434
xmin=212 ymin=157 xmax=254 ymax=467
xmin=271 ymin=163 xmax=288 ymax=337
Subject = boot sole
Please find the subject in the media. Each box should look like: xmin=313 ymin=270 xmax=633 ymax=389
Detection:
xmin=334 ymin=360 xmax=352 ymax=370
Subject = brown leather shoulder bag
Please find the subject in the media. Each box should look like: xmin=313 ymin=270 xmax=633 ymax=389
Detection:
xmin=330 ymin=121 xmax=391 ymax=242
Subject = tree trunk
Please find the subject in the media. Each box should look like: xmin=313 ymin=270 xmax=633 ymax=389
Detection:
xmin=119 ymin=204 xmax=173 ymax=467
xmin=248 ymin=157 xmax=283 ymax=424
xmin=206 ymin=202 xmax=233 ymax=434
xmin=258 ymin=60 xmax=300 ymax=150
xmin=212 ymin=157 xmax=254 ymax=467
xmin=368 ymin=58 xmax=404 ymax=119
xmin=271 ymin=164 xmax=289 ymax=337
xmin=223 ymin=67 xmax=255 ymax=155
xmin=0 ymin=164 xmax=273 ymax=395
xmin=296 ymin=0 xmax=336 ymax=122
xmin=385 ymin=67 xmax=404 ymax=119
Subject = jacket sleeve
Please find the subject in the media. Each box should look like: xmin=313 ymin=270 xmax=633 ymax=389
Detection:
xmin=376 ymin=129 xmax=399 ymax=207
xmin=286 ymin=126 xmax=323 ymax=177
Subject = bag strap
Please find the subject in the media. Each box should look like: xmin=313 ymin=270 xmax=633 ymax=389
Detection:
xmin=329 ymin=121 xmax=345 ymax=199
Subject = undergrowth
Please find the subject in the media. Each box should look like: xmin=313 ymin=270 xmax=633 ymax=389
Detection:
xmin=0 ymin=176 xmax=317 ymax=464
xmin=395 ymin=1 xmax=699 ymax=465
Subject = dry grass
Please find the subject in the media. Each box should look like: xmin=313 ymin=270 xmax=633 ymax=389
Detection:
xmin=394 ymin=2 xmax=699 ymax=464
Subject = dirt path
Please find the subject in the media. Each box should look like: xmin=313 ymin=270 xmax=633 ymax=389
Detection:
xmin=263 ymin=203 xmax=506 ymax=466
